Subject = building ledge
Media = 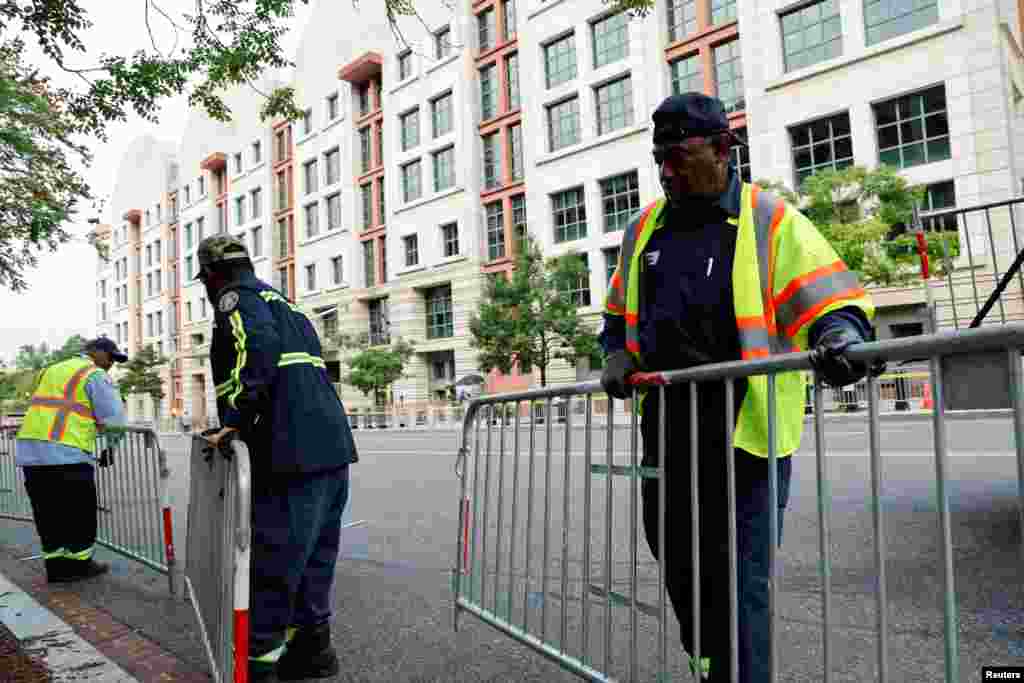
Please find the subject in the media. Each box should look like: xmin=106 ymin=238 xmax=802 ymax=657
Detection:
xmin=200 ymin=152 xmax=226 ymax=172
xmin=339 ymin=52 xmax=383 ymax=83
xmin=122 ymin=209 xmax=142 ymax=223
xmin=535 ymin=123 xmax=650 ymax=168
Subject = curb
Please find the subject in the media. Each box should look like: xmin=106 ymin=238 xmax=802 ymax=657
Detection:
xmin=0 ymin=552 xmax=211 ymax=682
xmin=0 ymin=570 xmax=138 ymax=681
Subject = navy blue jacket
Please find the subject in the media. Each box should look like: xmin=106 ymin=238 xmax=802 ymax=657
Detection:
xmin=211 ymin=273 xmax=357 ymax=474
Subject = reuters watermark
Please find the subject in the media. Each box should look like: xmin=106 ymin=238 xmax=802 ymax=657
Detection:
xmin=984 ymin=667 xmax=1024 ymax=680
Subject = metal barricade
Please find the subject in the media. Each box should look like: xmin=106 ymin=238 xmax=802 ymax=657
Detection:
xmin=453 ymin=324 xmax=1024 ymax=682
xmin=185 ymin=435 xmax=251 ymax=683
xmin=0 ymin=426 xmax=176 ymax=594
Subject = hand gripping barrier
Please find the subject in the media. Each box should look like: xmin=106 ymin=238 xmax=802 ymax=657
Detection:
xmin=453 ymin=323 xmax=1024 ymax=682
xmin=0 ymin=426 xmax=176 ymax=594
xmin=185 ymin=435 xmax=251 ymax=683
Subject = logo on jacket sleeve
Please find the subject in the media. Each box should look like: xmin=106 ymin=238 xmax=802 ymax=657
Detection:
xmin=218 ymin=290 xmax=239 ymax=314
xmin=645 ymin=250 xmax=660 ymax=267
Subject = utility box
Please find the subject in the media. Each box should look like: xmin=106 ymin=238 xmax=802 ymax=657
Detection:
xmin=940 ymin=351 xmax=1016 ymax=410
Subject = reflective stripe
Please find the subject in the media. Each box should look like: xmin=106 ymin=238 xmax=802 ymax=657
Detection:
xmin=64 ymin=547 xmax=94 ymax=561
xmin=260 ymin=290 xmax=305 ymax=315
xmin=251 ymin=642 xmax=287 ymax=663
xmin=278 ymin=352 xmax=326 ymax=369
xmin=42 ymin=548 xmax=67 ymax=560
xmin=228 ymin=311 xmax=248 ymax=409
xmin=215 ymin=380 xmax=235 ymax=398
xmin=783 ymin=286 xmax=867 ymax=340
xmin=48 ymin=365 xmax=97 ymax=441
xmin=774 ymin=261 xmax=861 ymax=335
xmin=29 ymin=397 xmax=96 ymax=420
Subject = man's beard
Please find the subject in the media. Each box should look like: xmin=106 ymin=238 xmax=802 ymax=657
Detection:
xmin=663 ymin=157 xmax=728 ymax=206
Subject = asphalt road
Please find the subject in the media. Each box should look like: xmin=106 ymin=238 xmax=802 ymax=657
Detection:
xmin=2 ymin=415 xmax=1023 ymax=681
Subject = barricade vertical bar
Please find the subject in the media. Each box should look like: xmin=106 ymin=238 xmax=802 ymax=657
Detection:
xmin=523 ymin=401 xmax=537 ymax=633
xmin=688 ymin=382 xmax=700 ymax=681
xmin=454 ymin=414 xmax=468 ymax=631
xmin=114 ymin=434 xmax=128 ymax=550
xmin=867 ymin=377 xmax=889 ymax=683
xmin=581 ymin=394 xmax=593 ymax=665
xmin=813 ymin=376 xmax=833 ymax=683
xmin=766 ymin=373 xmax=778 ymax=683
xmin=140 ymin=435 xmax=158 ymax=563
xmin=469 ymin=409 xmax=483 ymax=603
xmin=542 ymin=397 xmax=553 ymax=642
xmin=658 ymin=385 xmax=668 ymax=682
xmin=482 ymin=408 xmax=495 ymax=612
xmin=495 ymin=405 xmax=507 ymax=618
xmin=984 ymin=208 xmax=1007 ymax=323
xmin=509 ymin=403 xmax=521 ymax=626
xmin=1008 ymin=207 xmax=1024 ymax=303
xmin=629 ymin=394 xmax=639 ymax=683
xmin=959 ymin=211 xmax=982 ymax=317
xmin=560 ymin=397 xmax=573 ymax=652
xmin=603 ymin=399 xmax=614 ymax=677
xmin=725 ymin=380 xmax=739 ymax=683
xmin=939 ymin=233 xmax=958 ymax=329
xmin=129 ymin=433 xmax=144 ymax=558
xmin=1010 ymin=349 xmax=1024 ymax=560
xmin=929 ymin=355 xmax=960 ymax=682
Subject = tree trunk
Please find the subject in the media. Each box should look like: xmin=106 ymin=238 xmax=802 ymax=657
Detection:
xmin=539 ymin=364 xmax=546 ymax=388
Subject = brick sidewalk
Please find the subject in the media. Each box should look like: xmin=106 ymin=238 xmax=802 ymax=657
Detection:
xmin=0 ymin=551 xmax=210 ymax=683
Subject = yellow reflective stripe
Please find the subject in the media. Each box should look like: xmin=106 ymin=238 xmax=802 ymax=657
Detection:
xmin=64 ymin=547 xmax=94 ymax=561
xmin=215 ymin=380 xmax=235 ymax=398
xmin=260 ymin=290 xmax=304 ymax=314
xmin=251 ymin=642 xmax=287 ymax=663
xmin=228 ymin=311 xmax=248 ymax=409
xmin=277 ymin=352 xmax=325 ymax=369
xmin=42 ymin=548 xmax=67 ymax=560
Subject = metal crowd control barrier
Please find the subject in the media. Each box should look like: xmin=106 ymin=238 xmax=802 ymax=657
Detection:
xmin=0 ymin=426 xmax=176 ymax=594
xmin=453 ymin=323 xmax=1024 ymax=682
xmin=185 ymin=435 xmax=251 ymax=683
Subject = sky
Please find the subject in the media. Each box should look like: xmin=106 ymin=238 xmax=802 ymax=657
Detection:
xmin=0 ymin=0 xmax=314 ymax=366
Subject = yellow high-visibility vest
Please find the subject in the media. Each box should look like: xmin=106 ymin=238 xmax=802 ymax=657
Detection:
xmin=17 ymin=357 xmax=104 ymax=455
xmin=604 ymin=184 xmax=875 ymax=456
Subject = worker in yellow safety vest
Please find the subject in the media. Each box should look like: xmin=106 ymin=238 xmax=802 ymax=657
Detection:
xmin=15 ymin=337 xmax=127 ymax=583
xmin=599 ymin=93 xmax=883 ymax=682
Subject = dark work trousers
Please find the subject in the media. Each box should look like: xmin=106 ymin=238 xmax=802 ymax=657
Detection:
xmin=640 ymin=385 xmax=792 ymax=683
xmin=22 ymin=463 xmax=98 ymax=555
xmin=250 ymin=465 xmax=350 ymax=656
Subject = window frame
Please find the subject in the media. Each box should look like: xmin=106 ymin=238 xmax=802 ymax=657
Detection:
xmin=400 ymin=108 xmax=420 ymax=151
xmin=403 ymin=233 xmax=420 ymax=267
xmin=432 ymin=91 xmax=453 ymax=138
xmin=544 ymin=32 xmax=578 ymax=89
xmin=592 ymin=11 xmax=630 ymax=69
xmin=594 ymin=74 xmax=635 ymax=135
xmin=600 ymin=170 xmax=641 ymax=233
xmin=547 ymin=96 xmax=581 ymax=151
xmin=872 ymin=85 xmax=951 ymax=170
xmin=442 ymin=222 xmax=460 ymax=257
xmin=551 ymin=186 xmax=588 ymax=244
xmin=402 ymin=159 xmax=423 ymax=203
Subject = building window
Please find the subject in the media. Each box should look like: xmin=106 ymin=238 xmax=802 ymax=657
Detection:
xmin=404 ymin=234 xmax=419 ymax=267
xmin=553 ymin=187 xmax=587 ymax=243
xmin=426 ymin=285 xmax=454 ymax=339
xmin=275 ymin=130 xmax=287 ymax=162
xmin=252 ymin=140 xmax=262 ymax=164
xmin=233 ymin=152 xmax=243 ymax=174
xmin=400 ymin=108 xmax=420 ymax=151
xmin=186 ymin=302 xmax=192 ymax=322
xmin=510 ymin=123 xmax=523 ymax=182
xmin=480 ymin=64 xmax=497 ymax=121
xmin=486 ymin=201 xmax=505 ymax=260
xmin=402 ymin=160 xmax=422 ymax=203
xmin=593 ymin=12 xmax=629 ymax=68
xmin=276 ymin=171 xmax=288 ymax=211
xmin=184 ymin=185 xmax=191 ymax=204
xmin=147 ymin=273 xmax=153 ymax=297
xmin=305 ymin=203 xmax=319 ymax=239
xmin=782 ymin=0 xmax=842 ymax=72
xmin=155 ymin=240 xmax=161 ymax=263
xmin=482 ymin=133 xmax=500 ymax=190
xmin=548 ymin=96 xmax=581 ymax=151
xmin=478 ymin=7 xmax=496 ymax=52
xmin=363 ymin=240 xmax=376 ymax=287
xmin=185 ymin=224 xmax=193 ymax=249
xmin=156 ymin=312 xmax=163 ymax=334
xmin=595 ymin=75 xmax=634 ymax=135
xmin=562 ymin=254 xmax=591 ymax=307
xmin=544 ymin=33 xmax=577 ymax=89
xmin=361 ymin=183 xmax=373 ymax=229
xmin=790 ymin=112 xmax=854 ymax=187
xmin=377 ymin=177 xmax=386 ymax=225
xmin=670 ymin=54 xmax=703 ymax=96
xmin=325 ymin=193 xmax=341 ymax=231
xmin=375 ymin=124 xmax=383 ymax=168
xmin=368 ymin=298 xmax=389 ymax=345
xmin=511 ymin=194 xmax=527 ymax=250
xmin=198 ymin=175 xmax=205 ymax=196
xmin=442 ymin=222 xmax=459 ymax=257
xmin=327 ymin=93 xmax=340 ymax=120
xmin=711 ymin=0 xmax=737 ymax=25
xmin=667 ymin=0 xmax=698 ymax=42
xmin=156 ymin=268 xmax=162 ymax=292
xmin=324 ymin=148 xmax=340 ymax=185
xmin=604 ymin=246 xmax=620 ymax=285
xmin=432 ymin=92 xmax=453 ymax=137
xmin=600 ymin=171 xmax=640 ymax=233
xmin=435 ymin=26 xmax=452 ymax=59
xmin=502 ymin=0 xmax=517 ymax=41
xmin=200 ymin=297 xmax=207 ymax=319
xmin=322 ymin=311 xmax=338 ymax=338
xmin=434 ymin=146 xmax=455 ymax=191
xmin=302 ymin=108 xmax=313 ymax=136
xmin=359 ymin=126 xmax=372 ymax=174
xmin=146 ymin=244 xmax=153 ymax=266
xmin=398 ymin=50 xmax=413 ymax=81
xmin=304 ymin=159 xmax=319 ymax=195
xmin=251 ymin=188 xmax=262 ymax=219
xmin=278 ymin=268 xmax=289 ymax=298
xmin=235 ymin=196 xmax=245 ymax=225
xmin=920 ymin=180 xmax=958 ymax=232
xmin=306 ymin=264 xmax=317 ymax=292
xmin=358 ymin=83 xmax=370 ymax=116
xmin=277 ymin=218 xmax=289 ymax=258
xmin=185 ymin=256 xmax=193 ymax=279
xmin=714 ymin=41 xmax=744 ymax=113
xmin=326 ymin=255 xmax=342 ymax=285
xmin=251 ymin=226 xmax=262 ymax=258
xmin=874 ymin=85 xmax=950 ymax=170
xmin=732 ymin=129 xmax=751 ymax=182
xmin=865 ymin=0 xmax=938 ymax=45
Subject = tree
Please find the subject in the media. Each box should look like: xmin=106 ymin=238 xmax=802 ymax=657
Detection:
xmin=756 ymin=165 xmax=956 ymax=287
xmin=340 ymin=337 xmax=416 ymax=408
xmin=117 ymin=344 xmax=167 ymax=420
xmin=48 ymin=334 xmax=88 ymax=364
xmin=15 ymin=342 xmax=49 ymax=370
xmin=470 ymin=235 xmax=600 ymax=388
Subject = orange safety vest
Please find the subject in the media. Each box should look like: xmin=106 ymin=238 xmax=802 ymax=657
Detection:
xmin=17 ymin=357 xmax=104 ymax=454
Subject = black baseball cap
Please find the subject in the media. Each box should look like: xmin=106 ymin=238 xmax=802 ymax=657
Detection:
xmin=85 ymin=337 xmax=128 ymax=363
xmin=652 ymin=93 xmax=733 ymax=146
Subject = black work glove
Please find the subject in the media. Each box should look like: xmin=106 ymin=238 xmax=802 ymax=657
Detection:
xmin=601 ymin=351 xmax=637 ymax=400
xmin=809 ymin=327 xmax=886 ymax=388
xmin=97 ymin=448 xmax=114 ymax=468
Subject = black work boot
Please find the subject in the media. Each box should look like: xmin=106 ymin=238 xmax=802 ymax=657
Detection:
xmin=276 ymin=623 xmax=339 ymax=681
xmin=248 ymin=659 xmax=279 ymax=683
xmin=53 ymin=559 xmax=110 ymax=583
xmin=44 ymin=558 xmax=72 ymax=583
